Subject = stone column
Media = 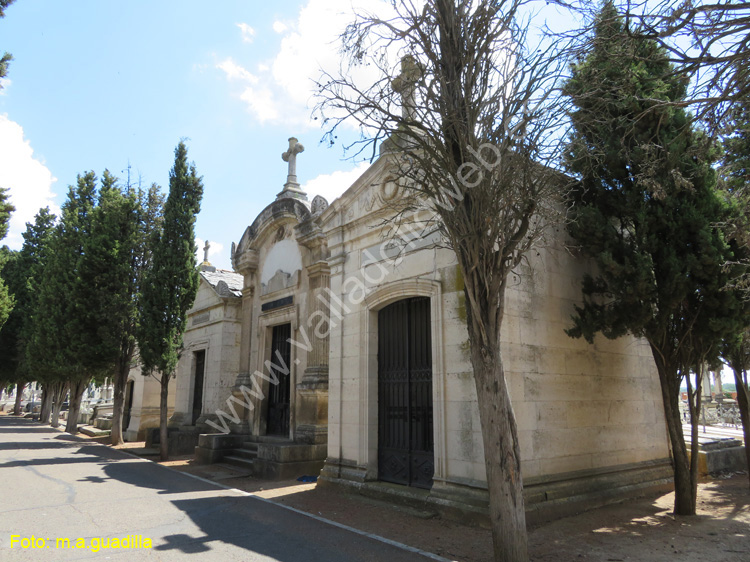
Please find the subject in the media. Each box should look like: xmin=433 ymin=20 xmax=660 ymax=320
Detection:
xmin=230 ymin=248 xmax=259 ymax=435
xmin=713 ymin=370 xmax=724 ymax=403
xmin=296 ymin=260 xmax=331 ymax=445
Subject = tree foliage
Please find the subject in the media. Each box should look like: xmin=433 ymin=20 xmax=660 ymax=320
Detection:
xmin=25 ymin=172 xmax=148 ymax=433
xmin=138 ymin=141 xmax=203 ymax=460
xmin=110 ymin=180 xmax=164 ymax=446
xmin=564 ymin=1 xmax=741 ymax=515
xmin=0 ymin=187 xmax=16 ymax=328
xmin=27 ymin=173 xmax=98 ymax=432
xmin=0 ymin=0 xmax=15 ymax=86
xmin=0 ymin=207 xmax=55 ymax=386
xmin=552 ymin=1 xmax=750 ymax=131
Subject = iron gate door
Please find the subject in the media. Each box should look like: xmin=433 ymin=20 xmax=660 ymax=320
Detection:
xmin=191 ymin=350 xmax=205 ymax=425
xmin=378 ymin=297 xmax=434 ymax=489
xmin=266 ymin=323 xmax=291 ymax=436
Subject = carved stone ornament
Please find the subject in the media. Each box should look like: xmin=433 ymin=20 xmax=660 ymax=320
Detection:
xmin=381 ymin=176 xmax=400 ymax=201
xmin=311 ymin=195 xmax=329 ymax=215
xmin=275 ymin=225 xmax=286 ymax=242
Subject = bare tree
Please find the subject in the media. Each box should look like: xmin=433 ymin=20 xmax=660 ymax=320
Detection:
xmin=316 ymin=1 xmax=570 ymax=559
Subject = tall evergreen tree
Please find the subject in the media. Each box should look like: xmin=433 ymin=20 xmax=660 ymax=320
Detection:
xmin=0 ymin=208 xmax=56 ymax=420
xmin=28 ymin=173 xmax=98 ymax=433
xmin=110 ymin=182 xmax=164 ymax=446
xmin=0 ymin=187 xmax=16 ymax=328
xmin=720 ymin=101 xmax=750 ymax=485
xmin=74 ymin=171 xmax=140 ymax=437
xmin=138 ymin=142 xmax=203 ymax=460
xmin=563 ymin=1 xmax=739 ymax=515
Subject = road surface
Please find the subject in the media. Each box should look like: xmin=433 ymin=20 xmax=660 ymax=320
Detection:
xmin=0 ymin=416 xmax=441 ymax=561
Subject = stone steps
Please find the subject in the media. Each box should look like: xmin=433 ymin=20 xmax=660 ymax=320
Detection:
xmin=223 ymin=455 xmax=255 ymax=471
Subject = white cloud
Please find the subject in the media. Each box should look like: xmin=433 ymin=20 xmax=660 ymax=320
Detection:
xmin=196 ymin=237 xmax=225 ymax=264
xmin=0 ymin=78 xmax=10 ymax=93
xmin=217 ymin=58 xmax=258 ymax=84
xmin=272 ymin=21 xmax=289 ymax=34
xmin=0 ymin=114 xmax=58 ymax=250
xmin=236 ymin=22 xmax=256 ymax=44
xmin=218 ymin=0 xmax=394 ymax=128
xmin=302 ymin=161 xmax=370 ymax=204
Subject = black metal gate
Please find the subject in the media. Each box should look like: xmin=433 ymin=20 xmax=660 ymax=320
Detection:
xmin=378 ymin=297 xmax=434 ymax=489
xmin=191 ymin=350 xmax=205 ymax=425
xmin=124 ymin=380 xmax=134 ymax=431
xmin=266 ymin=323 xmax=291 ymax=436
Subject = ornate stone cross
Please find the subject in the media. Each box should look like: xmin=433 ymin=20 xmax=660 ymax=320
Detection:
xmin=277 ymin=136 xmax=308 ymax=201
xmin=282 ymin=137 xmax=305 ymax=185
xmin=391 ymin=55 xmax=421 ymax=121
xmin=203 ymin=240 xmax=210 ymax=263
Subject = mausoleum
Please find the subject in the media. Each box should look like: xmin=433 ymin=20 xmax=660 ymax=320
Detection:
xmin=177 ymin=131 xmax=673 ymax=521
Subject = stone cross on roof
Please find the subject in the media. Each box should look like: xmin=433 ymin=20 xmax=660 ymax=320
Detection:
xmin=391 ymin=55 xmax=421 ymax=121
xmin=203 ymin=240 xmax=210 ymax=263
xmin=276 ymin=137 xmax=308 ymax=201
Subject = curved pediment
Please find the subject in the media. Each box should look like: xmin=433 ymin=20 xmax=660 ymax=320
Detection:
xmin=232 ymin=197 xmax=312 ymax=270
xmin=318 ymin=154 xmax=406 ymax=230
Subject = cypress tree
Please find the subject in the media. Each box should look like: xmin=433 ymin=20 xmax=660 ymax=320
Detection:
xmin=138 ymin=142 xmax=203 ymax=460
xmin=721 ymin=101 xmax=750 ymax=486
xmin=0 ymin=208 xmax=55 ymax=420
xmin=0 ymin=187 xmax=16 ymax=328
xmin=110 ymin=181 xmax=164 ymax=446
xmin=28 ymin=173 xmax=97 ymax=433
xmin=564 ymin=1 xmax=739 ymax=515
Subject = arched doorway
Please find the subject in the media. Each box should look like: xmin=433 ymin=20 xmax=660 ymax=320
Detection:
xmin=377 ymin=296 xmax=434 ymax=489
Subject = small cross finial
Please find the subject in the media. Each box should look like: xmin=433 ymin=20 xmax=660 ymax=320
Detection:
xmin=392 ymin=55 xmax=422 ymax=121
xmin=277 ymin=137 xmax=308 ymax=201
xmin=282 ymin=137 xmax=305 ymax=184
xmin=203 ymin=240 xmax=210 ymax=263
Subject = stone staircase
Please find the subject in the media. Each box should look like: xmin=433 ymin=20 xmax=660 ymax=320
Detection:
xmin=195 ymin=433 xmax=326 ymax=480
xmin=222 ymin=440 xmax=259 ymax=471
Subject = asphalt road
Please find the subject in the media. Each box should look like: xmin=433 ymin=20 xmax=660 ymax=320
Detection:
xmin=0 ymin=416 xmax=440 ymax=561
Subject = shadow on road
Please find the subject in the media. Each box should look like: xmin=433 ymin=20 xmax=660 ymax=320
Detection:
xmin=0 ymin=440 xmax=83 ymax=451
xmin=154 ymin=495 xmax=432 ymax=561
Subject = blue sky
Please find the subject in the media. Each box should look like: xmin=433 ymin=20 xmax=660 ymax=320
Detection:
xmin=0 ymin=0 xmax=374 ymax=269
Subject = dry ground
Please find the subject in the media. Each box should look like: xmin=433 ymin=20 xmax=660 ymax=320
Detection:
xmin=21 ymin=422 xmax=750 ymax=562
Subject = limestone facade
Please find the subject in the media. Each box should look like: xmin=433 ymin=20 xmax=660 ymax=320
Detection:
xmin=192 ymin=141 xmax=671 ymax=517
xmin=170 ymin=267 xmax=243 ymax=430
xmin=123 ymin=357 xmax=175 ymax=442
xmin=306 ymin=154 xmax=669 ymax=517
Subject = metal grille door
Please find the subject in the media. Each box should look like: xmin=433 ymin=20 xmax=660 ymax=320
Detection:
xmin=191 ymin=350 xmax=206 ymax=425
xmin=378 ymin=297 xmax=434 ymax=489
xmin=266 ymin=323 xmax=292 ymax=436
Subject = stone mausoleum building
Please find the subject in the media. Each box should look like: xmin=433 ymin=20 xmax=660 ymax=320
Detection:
xmin=173 ymin=134 xmax=673 ymax=521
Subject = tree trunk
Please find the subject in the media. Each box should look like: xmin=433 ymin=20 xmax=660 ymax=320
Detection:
xmin=39 ymin=386 xmax=52 ymax=424
xmin=13 ymin=382 xmax=25 ymax=415
xmin=687 ymin=370 xmax=702 ymax=513
xmin=734 ymin=367 xmax=750 ymax=487
xmin=110 ymin=355 xmax=131 ymax=446
xmin=465 ymin=291 xmax=528 ymax=562
xmin=651 ymin=346 xmax=695 ymax=515
xmin=159 ymin=373 xmax=169 ymax=461
xmin=50 ymin=382 xmax=68 ymax=429
xmin=65 ymin=379 xmax=88 ymax=434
